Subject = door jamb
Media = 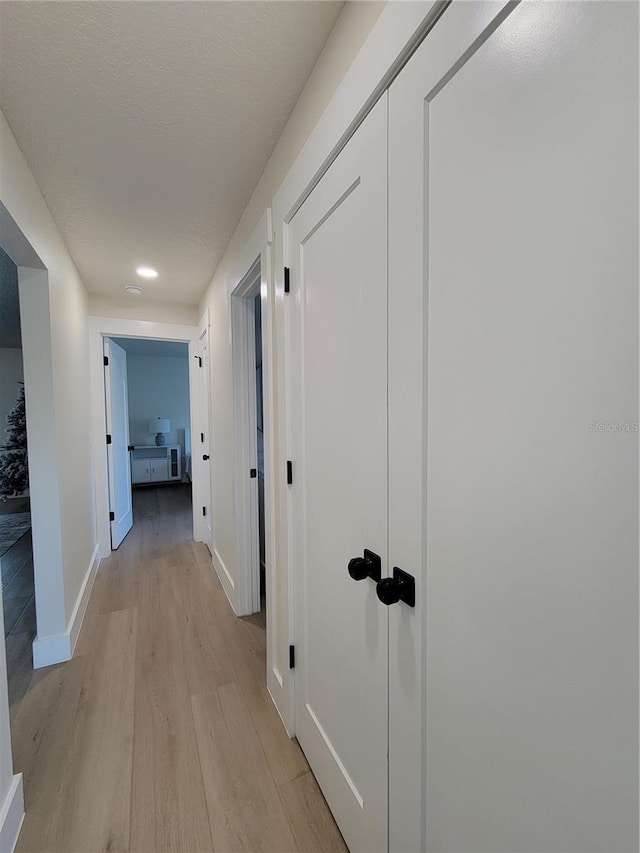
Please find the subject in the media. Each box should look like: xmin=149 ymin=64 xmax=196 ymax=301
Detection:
xmin=230 ymin=259 xmax=262 ymax=616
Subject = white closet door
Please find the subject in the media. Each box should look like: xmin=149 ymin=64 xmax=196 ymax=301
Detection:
xmin=288 ymin=96 xmax=388 ymax=853
xmin=390 ymin=2 xmax=638 ymax=851
xmin=104 ymin=338 xmax=133 ymax=549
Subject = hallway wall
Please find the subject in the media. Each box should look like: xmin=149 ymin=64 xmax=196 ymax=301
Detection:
xmin=197 ymin=0 xmax=384 ymax=599
xmin=0 ymin=113 xmax=97 ymax=645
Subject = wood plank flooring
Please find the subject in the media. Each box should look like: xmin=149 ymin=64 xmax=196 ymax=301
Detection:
xmin=10 ymin=485 xmax=347 ymax=853
xmin=2 ymin=528 xmax=36 ymax=715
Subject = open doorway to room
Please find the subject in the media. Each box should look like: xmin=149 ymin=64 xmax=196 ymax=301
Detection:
xmin=230 ymin=257 xmax=268 ymax=626
xmin=0 ymin=244 xmax=34 ymax=714
xmin=106 ymin=337 xmax=192 ymax=548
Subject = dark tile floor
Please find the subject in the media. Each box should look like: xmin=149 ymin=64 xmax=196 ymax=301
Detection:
xmin=1 ymin=528 xmax=35 ymax=716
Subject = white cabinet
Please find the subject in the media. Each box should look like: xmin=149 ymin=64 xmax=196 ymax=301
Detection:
xmin=130 ymin=445 xmax=181 ymax=485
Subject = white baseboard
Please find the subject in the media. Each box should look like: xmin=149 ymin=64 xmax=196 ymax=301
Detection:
xmin=0 ymin=774 xmax=24 ymax=853
xmin=32 ymin=632 xmax=70 ymax=669
xmin=267 ymin=682 xmax=294 ymax=739
xmin=68 ymin=544 xmax=100 ymax=655
xmin=32 ymin=544 xmax=100 ymax=669
xmin=212 ymin=546 xmax=238 ymax=615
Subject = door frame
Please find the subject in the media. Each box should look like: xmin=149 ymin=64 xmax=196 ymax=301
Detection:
xmin=197 ymin=309 xmax=213 ymax=553
xmin=226 ymin=210 xmax=283 ymax=712
xmin=0 ymin=201 xmax=73 ymax=666
xmin=88 ymin=316 xmax=202 ymax=559
xmin=228 ymin=210 xmax=273 ymax=621
xmin=271 ymin=1 xmax=447 ymax=737
xmin=230 ymin=258 xmax=262 ymax=616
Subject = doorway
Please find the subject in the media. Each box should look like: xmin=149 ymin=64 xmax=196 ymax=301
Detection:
xmin=231 ymin=259 xmax=268 ymax=620
xmin=105 ymin=337 xmax=192 ymax=549
xmin=0 ymin=244 xmax=34 ymax=715
xmin=89 ymin=316 xmax=204 ymax=562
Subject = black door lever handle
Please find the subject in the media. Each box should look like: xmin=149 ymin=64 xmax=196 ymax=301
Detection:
xmin=376 ymin=567 xmax=415 ymax=607
xmin=202 ymin=454 xmax=210 ymax=461
xmin=348 ymin=549 xmax=381 ymax=583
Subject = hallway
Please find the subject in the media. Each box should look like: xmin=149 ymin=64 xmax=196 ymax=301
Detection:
xmin=9 ymin=486 xmax=346 ymax=852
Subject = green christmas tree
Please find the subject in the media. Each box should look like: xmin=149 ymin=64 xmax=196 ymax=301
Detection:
xmin=0 ymin=381 xmax=29 ymax=501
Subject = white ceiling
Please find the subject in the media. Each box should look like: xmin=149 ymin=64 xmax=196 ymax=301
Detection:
xmin=0 ymin=1 xmax=344 ymax=307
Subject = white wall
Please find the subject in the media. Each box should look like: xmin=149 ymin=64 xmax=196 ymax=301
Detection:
xmin=0 ymin=349 xmax=24 ymax=447
xmin=88 ymin=294 xmax=198 ymax=326
xmin=0 ymin=111 xmax=97 ymax=650
xmin=126 ymin=354 xmax=190 ymax=462
xmin=197 ymin=0 xmax=384 ymax=600
xmin=0 ymin=107 xmax=98 ymax=848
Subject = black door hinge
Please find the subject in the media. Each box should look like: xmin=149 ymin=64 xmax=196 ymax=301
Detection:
xmin=287 ymin=460 xmax=293 ymax=485
xmin=202 ymin=506 xmax=207 ymax=517
xmin=109 ymin=511 xmax=115 ymax=521
xmin=284 ymin=266 xmax=290 ymax=294
xmin=194 ymin=355 xmax=202 ymax=367
xmin=250 ymin=468 xmax=257 ymax=478
xmin=106 ymin=434 xmax=112 ymax=445
xmin=200 ymin=433 xmax=204 ymax=443
xmin=289 ymin=645 xmax=295 ymax=669
xmin=103 ymin=356 xmax=109 ymax=366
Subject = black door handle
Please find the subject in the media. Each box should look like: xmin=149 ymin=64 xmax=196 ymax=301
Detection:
xmin=348 ymin=549 xmax=381 ymax=583
xmin=376 ymin=567 xmax=415 ymax=607
xmin=202 ymin=454 xmax=210 ymax=461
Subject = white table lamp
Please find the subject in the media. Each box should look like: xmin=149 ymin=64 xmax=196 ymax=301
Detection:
xmin=149 ymin=418 xmax=170 ymax=446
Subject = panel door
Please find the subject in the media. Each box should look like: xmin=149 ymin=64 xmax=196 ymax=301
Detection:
xmin=389 ymin=2 xmax=638 ymax=851
xmin=104 ymin=338 xmax=133 ymax=549
xmin=288 ymin=96 xmax=388 ymax=852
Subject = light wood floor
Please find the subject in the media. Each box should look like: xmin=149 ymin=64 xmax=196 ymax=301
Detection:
xmin=10 ymin=485 xmax=347 ymax=853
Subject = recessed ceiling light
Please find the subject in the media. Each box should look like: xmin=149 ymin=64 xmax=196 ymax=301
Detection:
xmin=125 ymin=285 xmax=143 ymax=296
xmin=136 ymin=266 xmax=158 ymax=279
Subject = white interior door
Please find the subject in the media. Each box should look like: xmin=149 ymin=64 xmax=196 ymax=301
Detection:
xmin=104 ymin=338 xmax=133 ymax=549
xmin=289 ymin=96 xmax=388 ymax=853
xmin=199 ymin=323 xmax=213 ymax=551
xmin=390 ymin=2 xmax=638 ymax=850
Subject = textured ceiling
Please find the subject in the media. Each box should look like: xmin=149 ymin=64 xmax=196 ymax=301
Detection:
xmin=0 ymin=1 xmax=343 ymax=306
